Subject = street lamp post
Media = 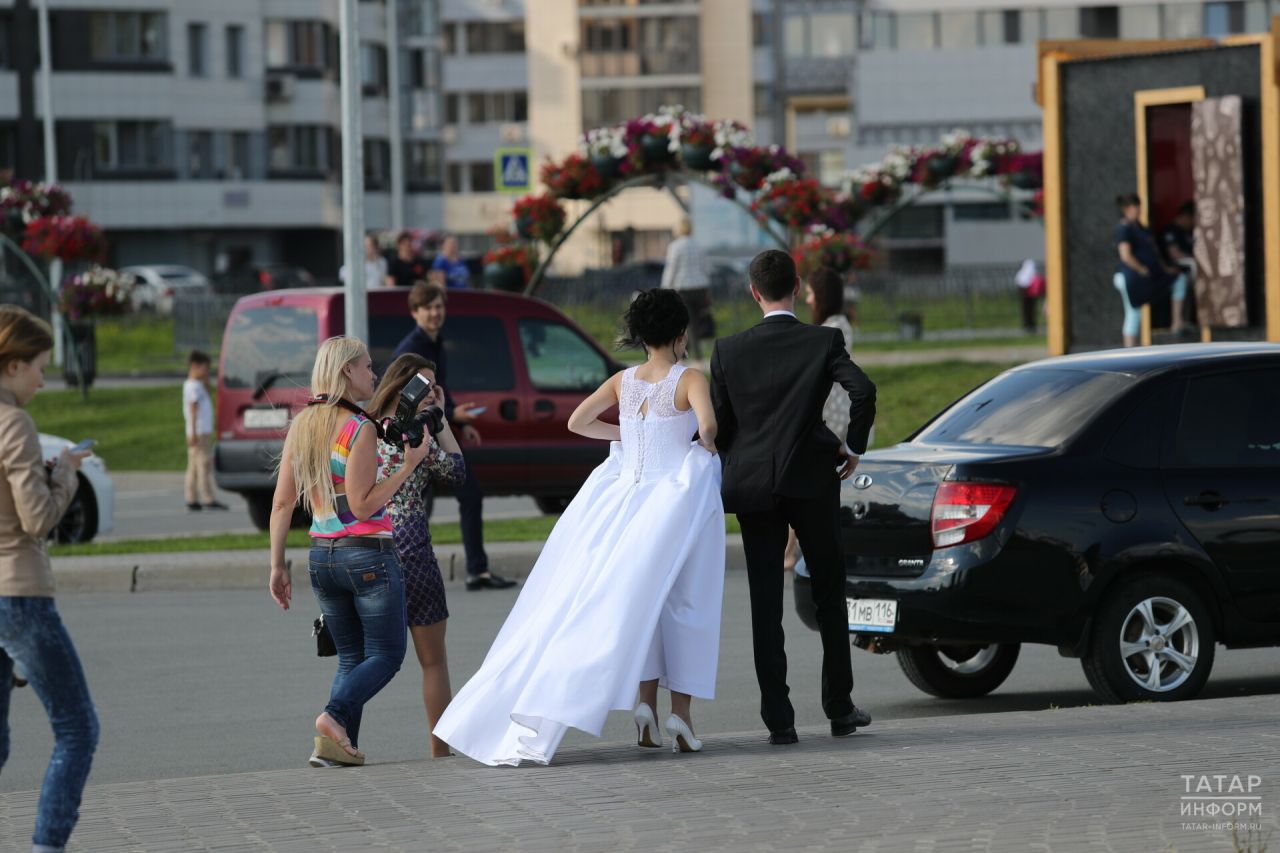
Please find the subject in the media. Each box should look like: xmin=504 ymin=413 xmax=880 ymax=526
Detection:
xmin=339 ymin=0 xmax=368 ymax=344
xmin=36 ymin=0 xmax=63 ymax=365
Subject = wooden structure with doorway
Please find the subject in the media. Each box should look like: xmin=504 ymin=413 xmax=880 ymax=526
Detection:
xmin=1036 ymin=25 xmax=1280 ymax=354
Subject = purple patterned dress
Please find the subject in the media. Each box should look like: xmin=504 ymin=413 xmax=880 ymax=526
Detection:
xmin=379 ymin=438 xmax=466 ymax=626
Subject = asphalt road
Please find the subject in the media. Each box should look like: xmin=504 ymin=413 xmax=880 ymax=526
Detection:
xmin=102 ymin=472 xmax=542 ymax=542
xmin=3 ymin=570 xmax=1278 ymax=792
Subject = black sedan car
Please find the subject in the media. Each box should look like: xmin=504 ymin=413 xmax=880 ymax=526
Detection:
xmin=794 ymin=343 xmax=1280 ymax=704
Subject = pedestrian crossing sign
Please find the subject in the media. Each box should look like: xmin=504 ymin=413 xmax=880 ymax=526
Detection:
xmin=495 ymin=148 xmax=532 ymax=194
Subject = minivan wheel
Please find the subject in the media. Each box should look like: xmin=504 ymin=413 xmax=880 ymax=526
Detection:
xmin=896 ymin=643 xmax=1020 ymax=698
xmin=52 ymin=477 xmax=99 ymax=544
xmin=247 ymin=492 xmax=273 ymax=531
xmin=1082 ymin=575 xmax=1215 ymax=704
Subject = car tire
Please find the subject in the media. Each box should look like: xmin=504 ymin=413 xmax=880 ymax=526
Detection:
xmin=53 ymin=475 xmax=99 ymax=544
xmin=1081 ymin=575 xmax=1215 ymax=704
xmin=896 ymin=643 xmax=1020 ymax=699
xmin=535 ymin=496 xmax=572 ymax=515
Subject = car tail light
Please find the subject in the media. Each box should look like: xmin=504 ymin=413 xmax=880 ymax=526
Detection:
xmin=930 ymin=482 xmax=1017 ymax=548
xmin=258 ymin=270 xmax=272 ymax=287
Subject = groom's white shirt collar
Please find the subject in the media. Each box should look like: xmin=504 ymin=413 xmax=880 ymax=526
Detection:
xmin=763 ymin=309 xmax=797 ymax=319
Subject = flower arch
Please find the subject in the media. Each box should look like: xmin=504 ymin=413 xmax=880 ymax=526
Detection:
xmin=490 ymin=107 xmax=1043 ymax=295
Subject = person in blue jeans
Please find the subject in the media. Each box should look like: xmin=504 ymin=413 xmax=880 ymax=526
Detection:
xmin=0 ymin=306 xmax=99 ymax=853
xmin=268 ymin=336 xmax=430 ymax=767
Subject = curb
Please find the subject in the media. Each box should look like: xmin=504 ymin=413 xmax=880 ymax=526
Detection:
xmin=53 ymin=536 xmax=748 ymax=594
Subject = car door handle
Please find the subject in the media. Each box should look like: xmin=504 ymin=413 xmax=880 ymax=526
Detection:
xmin=533 ymin=399 xmax=555 ymax=421
xmin=1184 ymin=491 xmax=1227 ymax=510
xmin=499 ymin=399 xmax=519 ymax=422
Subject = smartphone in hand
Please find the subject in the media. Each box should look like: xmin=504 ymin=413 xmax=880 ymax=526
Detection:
xmin=71 ymin=439 xmax=97 ymax=453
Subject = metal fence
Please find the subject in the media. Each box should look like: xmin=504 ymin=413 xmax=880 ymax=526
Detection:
xmin=172 ymin=292 xmax=242 ymax=356
xmin=541 ymin=262 xmax=1030 ymax=348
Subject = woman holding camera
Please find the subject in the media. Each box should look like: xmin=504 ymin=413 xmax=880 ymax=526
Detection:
xmin=269 ymin=336 xmax=430 ymax=768
xmin=0 ymin=306 xmax=98 ymax=853
xmin=369 ymin=354 xmax=465 ymax=759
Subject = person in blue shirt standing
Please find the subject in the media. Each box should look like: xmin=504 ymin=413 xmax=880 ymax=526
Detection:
xmin=392 ymin=282 xmax=516 ymax=591
xmin=431 ymin=236 xmax=471 ymax=290
xmin=1112 ymin=193 xmax=1188 ymax=347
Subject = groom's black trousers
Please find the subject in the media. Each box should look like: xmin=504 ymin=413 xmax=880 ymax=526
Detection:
xmin=737 ymin=482 xmax=855 ymax=733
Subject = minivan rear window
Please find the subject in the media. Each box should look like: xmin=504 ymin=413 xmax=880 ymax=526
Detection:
xmin=913 ymin=368 xmax=1134 ymax=448
xmin=221 ymin=306 xmax=319 ymax=391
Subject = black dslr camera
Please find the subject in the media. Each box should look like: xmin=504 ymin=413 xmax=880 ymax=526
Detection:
xmin=382 ymin=373 xmax=445 ymax=449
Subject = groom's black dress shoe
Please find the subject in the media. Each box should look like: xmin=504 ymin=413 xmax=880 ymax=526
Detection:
xmin=768 ymin=727 xmax=798 ymax=745
xmin=830 ymin=706 xmax=873 ymax=738
xmin=466 ymin=573 xmax=518 ymax=591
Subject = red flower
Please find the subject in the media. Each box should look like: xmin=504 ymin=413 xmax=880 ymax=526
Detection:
xmin=22 ymin=215 xmax=106 ymax=262
xmin=511 ymin=194 xmax=567 ymax=244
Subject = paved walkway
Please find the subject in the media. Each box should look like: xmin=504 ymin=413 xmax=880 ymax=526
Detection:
xmin=2 ymin=695 xmax=1273 ymax=852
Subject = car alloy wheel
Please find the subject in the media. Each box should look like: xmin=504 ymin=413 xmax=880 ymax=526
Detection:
xmin=897 ymin=642 xmax=1020 ymax=699
xmin=1118 ymin=596 xmax=1200 ymax=693
xmin=936 ymin=644 xmax=1000 ymax=675
xmin=1082 ymin=575 xmax=1215 ymax=704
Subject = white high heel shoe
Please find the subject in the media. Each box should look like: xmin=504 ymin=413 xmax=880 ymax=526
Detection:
xmin=665 ymin=714 xmax=702 ymax=753
xmin=634 ymin=703 xmax=662 ymax=748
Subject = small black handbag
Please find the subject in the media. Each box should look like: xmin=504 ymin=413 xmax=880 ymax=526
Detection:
xmin=313 ymin=615 xmax=337 ymax=657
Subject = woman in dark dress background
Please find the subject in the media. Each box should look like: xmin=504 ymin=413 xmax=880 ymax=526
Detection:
xmin=1113 ymin=193 xmax=1188 ymax=347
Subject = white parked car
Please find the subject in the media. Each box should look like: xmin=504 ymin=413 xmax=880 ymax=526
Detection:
xmin=122 ymin=265 xmax=211 ymax=315
xmin=39 ymin=434 xmax=115 ymax=544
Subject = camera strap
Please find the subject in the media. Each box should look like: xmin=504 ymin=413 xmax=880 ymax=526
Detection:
xmin=306 ymin=395 xmax=387 ymax=442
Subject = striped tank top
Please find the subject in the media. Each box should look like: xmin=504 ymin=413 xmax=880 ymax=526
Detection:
xmin=309 ymin=414 xmax=394 ymax=538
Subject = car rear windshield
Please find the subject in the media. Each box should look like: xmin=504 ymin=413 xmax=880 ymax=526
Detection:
xmin=912 ymin=368 xmax=1134 ymax=448
xmin=221 ymin=306 xmax=319 ymax=391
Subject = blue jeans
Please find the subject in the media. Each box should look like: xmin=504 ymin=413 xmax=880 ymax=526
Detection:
xmin=309 ymin=545 xmax=407 ymax=747
xmin=0 ymin=597 xmax=99 ymax=851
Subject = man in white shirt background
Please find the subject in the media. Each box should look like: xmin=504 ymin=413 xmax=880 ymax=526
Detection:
xmin=183 ymin=350 xmax=227 ymax=512
xmin=660 ymin=218 xmax=714 ymax=360
xmin=339 ymin=234 xmax=392 ymax=289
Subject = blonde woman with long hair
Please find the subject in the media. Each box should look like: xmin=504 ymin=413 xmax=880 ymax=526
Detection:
xmin=268 ymin=336 xmax=430 ymax=768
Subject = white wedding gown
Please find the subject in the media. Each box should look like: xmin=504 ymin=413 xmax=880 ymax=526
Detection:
xmin=433 ymin=363 xmax=725 ymax=766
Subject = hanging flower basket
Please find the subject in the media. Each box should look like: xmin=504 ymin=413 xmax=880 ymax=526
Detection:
xmin=22 ymin=215 xmax=107 ymax=263
xmin=512 ymin=194 xmax=566 ymax=244
xmin=0 ymin=180 xmax=73 ymax=236
xmin=680 ymin=143 xmax=716 ymax=172
xmin=59 ymin=266 xmax=136 ymax=322
xmin=793 ymin=231 xmax=872 ymax=278
xmin=541 ymin=153 xmax=606 ymax=200
xmin=482 ymin=244 xmax=535 ymax=293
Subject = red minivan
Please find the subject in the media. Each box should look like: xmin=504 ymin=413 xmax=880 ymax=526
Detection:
xmin=213 ymin=287 xmax=624 ymax=529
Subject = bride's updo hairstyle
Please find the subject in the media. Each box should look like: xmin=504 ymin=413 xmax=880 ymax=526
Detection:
xmin=619 ymin=288 xmax=690 ymax=350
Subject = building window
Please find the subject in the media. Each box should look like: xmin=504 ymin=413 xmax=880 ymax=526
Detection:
xmin=938 ymin=12 xmax=979 ymax=49
xmin=953 ymin=201 xmax=1011 ymax=222
xmin=466 ymin=92 xmax=487 ymax=124
xmin=860 ymin=11 xmax=894 ymax=49
xmin=752 ymin=12 xmax=771 ymax=47
xmin=754 ymin=84 xmax=772 ymax=117
xmin=464 ymin=21 xmax=524 ymax=54
xmin=94 ymin=121 xmax=173 ymax=170
xmin=980 ymin=9 xmax=1024 ymax=44
xmin=581 ymin=86 xmax=701 ymax=129
xmin=268 ymin=125 xmax=330 ymax=173
xmin=409 ymin=47 xmax=440 ymax=90
xmin=1162 ymin=3 xmax=1203 ymax=37
xmin=1119 ymin=5 xmax=1160 ymax=38
xmin=0 ymin=14 xmax=9 ymax=70
xmin=90 ymin=11 xmax=169 ymax=62
xmin=1001 ymin=9 xmax=1021 ymax=43
xmin=809 ymin=12 xmax=856 ymax=57
xmin=226 ymin=26 xmax=244 ymax=78
xmin=187 ymin=23 xmax=206 ymax=76
xmin=1042 ymin=8 xmax=1078 ymax=38
xmin=469 ymin=161 xmax=494 ymax=192
xmin=265 ymin=20 xmax=333 ymax=71
xmin=783 ymin=14 xmax=807 ymax=57
xmin=445 ymin=93 xmax=460 ymax=125
xmin=406 ymin=140 xmax=442 ymax=188
xmin=1079 ymin=6 xmax=1119 ymax=38
xmin=462 ymin=91 xmax=527 ymax=125
xmin=0 ymin=125 xmax=16 ymax=171
xmin=1203 ymin=1 xmax=1246 ymax=36
xmin=187 ymin=130 xmax=214 ymax=178
xmin=361 ymin=43 xmax=388 ymax=94
xmin=445 ymin=162 xmax=462 ymax=193
xmin=363 ymin=138 xmax=390 ymax=188
xmin=896 ymin=13 xmax=936 ymax=50
xmin=227 ymin=131 xmax=251 ymax=179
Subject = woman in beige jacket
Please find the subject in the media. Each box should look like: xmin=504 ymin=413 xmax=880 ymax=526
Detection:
xmin=0 ymin=306 xmax=98 ymax=853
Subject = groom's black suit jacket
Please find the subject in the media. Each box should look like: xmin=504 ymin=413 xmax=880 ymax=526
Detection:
xmin=710 ymin=313 xmax=876 ymax=514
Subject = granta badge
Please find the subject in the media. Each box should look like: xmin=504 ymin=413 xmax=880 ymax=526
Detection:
xmin=853 ymin=474 xmax=873 ymax=490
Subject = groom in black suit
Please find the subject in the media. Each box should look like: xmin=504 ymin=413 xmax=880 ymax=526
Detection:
xmin=710 ymin=250 xmax=877 ymax=744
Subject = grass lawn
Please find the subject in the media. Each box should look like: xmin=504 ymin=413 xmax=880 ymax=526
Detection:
xmin=28 ymin=384 xmax=186 ymax=471
xmin=94 ymin=315 xmax=201 ymax=375
xmin=28 ymin=360 xmax=1016 ymax=473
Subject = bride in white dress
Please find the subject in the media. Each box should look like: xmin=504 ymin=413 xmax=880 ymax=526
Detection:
xmin=433 ymin=289 xmax=725 ymax=765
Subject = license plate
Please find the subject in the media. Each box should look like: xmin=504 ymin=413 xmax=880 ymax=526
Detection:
xmin=847 ymin=598 xmax=898 ymax=633
xmin=243 ymin=408 xmax=288 ymax=430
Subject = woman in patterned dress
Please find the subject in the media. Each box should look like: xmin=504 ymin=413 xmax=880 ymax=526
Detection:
xmin=369 ymin=354 xmax=467 ymax=758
